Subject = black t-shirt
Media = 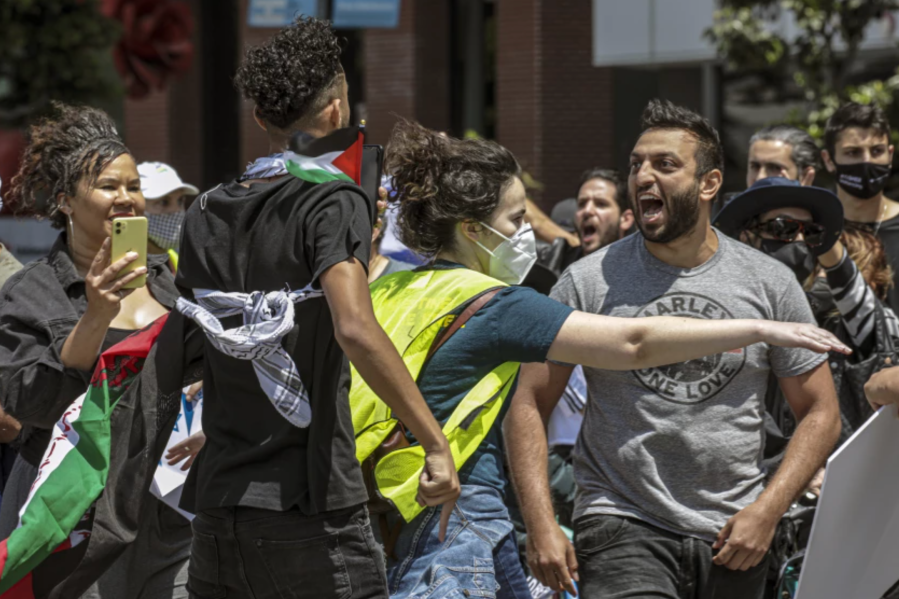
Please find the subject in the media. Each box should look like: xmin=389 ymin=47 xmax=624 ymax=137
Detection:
xmin=176 ymin=176 xmax=375 ymax=514
xmin=846 ymin=214 xmax=899 ymax=316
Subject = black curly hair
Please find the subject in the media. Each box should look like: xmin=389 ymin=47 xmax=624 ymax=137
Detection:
xmin=234 ymin=16 xmax=344 ymax=131
xmin=641 ymin=99 xmax=724 ymax=177
xmin=386 ymin=120 xmax=521 ymax=258
xmin=8 ymin=102 xmax=129 ymax=229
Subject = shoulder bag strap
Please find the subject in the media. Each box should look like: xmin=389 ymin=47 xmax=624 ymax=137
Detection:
xmin=425 ymin=288 xmax=503 ymax=361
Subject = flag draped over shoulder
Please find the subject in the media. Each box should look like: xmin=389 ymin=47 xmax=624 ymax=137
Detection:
xmin=0 ymin=317 xmax=165 ymax=596
xmin=285 ymin=125 xmax=365 ymax=185
xmin=0 ymin=310 xmax=204 ymax=599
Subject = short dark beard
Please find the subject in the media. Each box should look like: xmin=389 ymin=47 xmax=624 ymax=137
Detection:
xmin=635 ymin=180 xmax=701 ymax=244
xmin=596 ymin=221 xmax=621 ymax=252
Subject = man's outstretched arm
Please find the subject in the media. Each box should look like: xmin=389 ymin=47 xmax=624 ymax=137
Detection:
xmin=504 ymin=360 xmax=578 ymax=595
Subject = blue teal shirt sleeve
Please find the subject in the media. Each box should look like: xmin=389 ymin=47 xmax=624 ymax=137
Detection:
xmin=469 ymin=286 xmax=574 ymax=364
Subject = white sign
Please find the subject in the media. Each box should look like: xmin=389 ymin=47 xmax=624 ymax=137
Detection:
xmin=796 ymin=405 xmax=899 ymax=599
xmin=150 ymin=389 xmax=203 ymax=521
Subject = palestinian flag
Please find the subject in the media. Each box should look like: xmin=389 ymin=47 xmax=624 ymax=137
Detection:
xmin=0 ymin=316 xmax=168 ymax=597
xmin=285 ymin=125 xmax=364 ymax=185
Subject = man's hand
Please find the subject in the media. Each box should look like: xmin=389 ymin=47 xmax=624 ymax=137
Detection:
xmin=713 ymin=500 xmax=780 ymax=571
xmin=805 ymin=467 xmax=825 ymax=497
xmin=417 ymin=446 xmax=461 ymax=542
xmin=527 ymin=524 xmax=579 ymax=596
xmin=165 ymin=430 xmax=206 ymax=471
xmin=185 ymin=381 xmax=203 ymax=402
xmin=865 ymin=367 xmax=899 ymax=414
xmin=372 ymin=187 xmax=388 ymax=245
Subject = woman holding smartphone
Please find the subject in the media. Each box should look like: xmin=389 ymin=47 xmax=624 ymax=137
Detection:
xmin=0 ymin=103 xmax=190 ymax=598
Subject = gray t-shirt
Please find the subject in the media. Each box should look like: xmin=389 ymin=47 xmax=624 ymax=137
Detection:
xmin=550 ymin=230 xmax=826 ymax=541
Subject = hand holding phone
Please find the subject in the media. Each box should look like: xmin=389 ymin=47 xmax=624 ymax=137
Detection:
xmin=110 ymin=217 xmax=148 ymax=289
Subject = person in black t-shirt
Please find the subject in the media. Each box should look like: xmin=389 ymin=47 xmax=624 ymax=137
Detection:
xmin=822 ymin=102 xmax=899 ymax=315
xmin=175 ymin=18 xmax=458 ymax=599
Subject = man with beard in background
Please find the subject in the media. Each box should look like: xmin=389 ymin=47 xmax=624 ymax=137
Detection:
xmin=505 ymin=100 xmax=842 ymax=599
xmin=538 ymin=169 xmax=633 ymax=276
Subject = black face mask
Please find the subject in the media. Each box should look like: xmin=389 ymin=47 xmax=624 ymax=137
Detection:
xmin=759 ymin=239 xmax=816 ymax=282
xmin=834 ymin=162 xmax=891 ymax=200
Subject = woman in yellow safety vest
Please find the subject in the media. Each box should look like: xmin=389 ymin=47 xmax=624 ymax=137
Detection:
xmin=350 ymin=121 xmax=848 ymax=599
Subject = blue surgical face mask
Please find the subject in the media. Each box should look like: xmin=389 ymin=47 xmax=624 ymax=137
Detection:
xmin=474 ymin=222 xmax=537 ymax=285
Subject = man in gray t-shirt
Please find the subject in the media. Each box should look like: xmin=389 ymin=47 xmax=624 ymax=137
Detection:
xmin=551 ymin=230 xmax=824 ymax=540
xmin=506 ymin=100 xmax=841 ymax=599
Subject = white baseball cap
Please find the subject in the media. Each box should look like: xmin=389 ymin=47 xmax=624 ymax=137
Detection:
xmin=138 ymin=162 xmax=199 ymax=200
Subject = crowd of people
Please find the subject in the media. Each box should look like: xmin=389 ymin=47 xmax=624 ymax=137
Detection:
xmin=0 ymin=14 xmax=896 ymax=599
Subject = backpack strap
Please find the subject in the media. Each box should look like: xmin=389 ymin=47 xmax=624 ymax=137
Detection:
xmin=426 ymin=288 xmax=503 ymax=361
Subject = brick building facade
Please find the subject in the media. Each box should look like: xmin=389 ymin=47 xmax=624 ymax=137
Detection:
xmin=120 ymin=0 xmax=641 ymax=209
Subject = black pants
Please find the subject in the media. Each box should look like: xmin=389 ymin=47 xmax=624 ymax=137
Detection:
xmin=574 ymin=515 xmax=768 ymax=599
xmin=187 ymin=503 xmax=389 ymax=599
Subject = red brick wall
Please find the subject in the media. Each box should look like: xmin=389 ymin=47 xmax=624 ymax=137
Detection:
xmin=541 ymin=0 xmax=613 ymax=206
xmin=496 ymin=0 xmax=541 ymax=195
xmin=238 ymin=0 xmax=279 ymax=167
xmin=123 ymin=0 xmax=204 ymax=188
xmin=124 ymin=90 xmax=171 ymax=165
xmin=497 ymin=0 xmax=614 ymax=208
xmin=363 ymin=0 xmax=451 ymax=146
xmin=413 ymin=1 xmax=451 ymax=134
xmin=168 ymin=0 xmax=204 ymax=188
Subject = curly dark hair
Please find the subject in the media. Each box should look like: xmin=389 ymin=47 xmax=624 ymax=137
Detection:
xmin=8 ymin=102 xmax=129 ymax=229
xmin=842 ymin=225 xmax=893 ymax=300
xmin=234 ymin=16 xmax=344 ymax=131
xmin=386 ymin=120 xmax=521 ymax=258
xmin=641 ymin=99 xmax=724 ymax=177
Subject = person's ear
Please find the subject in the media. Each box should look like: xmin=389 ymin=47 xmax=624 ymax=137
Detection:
xmin=618 ymin=209 xmax=635 ymax=237
xmin=253 ymin=107 xmax=268 ymax=132
xmin=889 ymin=144 xmax=895 ymax=164
xmin=326 ymin=97 xmax=343 ymax=130
xmin=459 ymin=220 xmax=486 ymax=243
xmin=699 ymin=169 xmax=723 ymax=203
xmin=800 ymin=166 xmax=816 ymax=186
xmin=821 ymin=149 xmax=836 ymax=174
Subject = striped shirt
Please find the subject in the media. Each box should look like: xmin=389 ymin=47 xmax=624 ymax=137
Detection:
xmin=825 ymin=251 xmax=899 ymax=354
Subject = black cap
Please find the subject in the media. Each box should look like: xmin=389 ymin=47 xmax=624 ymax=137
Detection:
xmin=714 ymin=177 xmax=844 ymax=255
xmin=550 ymin=198 xmax=578 ymax=233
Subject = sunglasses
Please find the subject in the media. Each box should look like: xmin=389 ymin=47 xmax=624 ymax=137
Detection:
xmin=748 ymin=217 xmax=827 ymax=247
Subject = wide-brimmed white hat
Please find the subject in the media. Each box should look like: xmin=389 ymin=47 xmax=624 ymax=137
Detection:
xmin=138 ymin=162 xmax=199 ymax=200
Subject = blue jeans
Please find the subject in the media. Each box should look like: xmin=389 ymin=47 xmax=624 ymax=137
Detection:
xmin=378 ymin=485 xmax=530 ymax=599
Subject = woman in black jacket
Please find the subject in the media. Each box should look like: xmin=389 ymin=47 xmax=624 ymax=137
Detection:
xmin=0 ymin=104 xmax=190 ymax=598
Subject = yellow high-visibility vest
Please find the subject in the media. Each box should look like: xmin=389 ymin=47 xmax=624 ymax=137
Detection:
xmin=350 ymin=268 xmax=520 ymax=522
xmin=167 ymin=249 xmax=179 ymax=271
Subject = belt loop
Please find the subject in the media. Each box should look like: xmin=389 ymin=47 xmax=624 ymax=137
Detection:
xmin=227 ymin=507 xmax=237 ymax=541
